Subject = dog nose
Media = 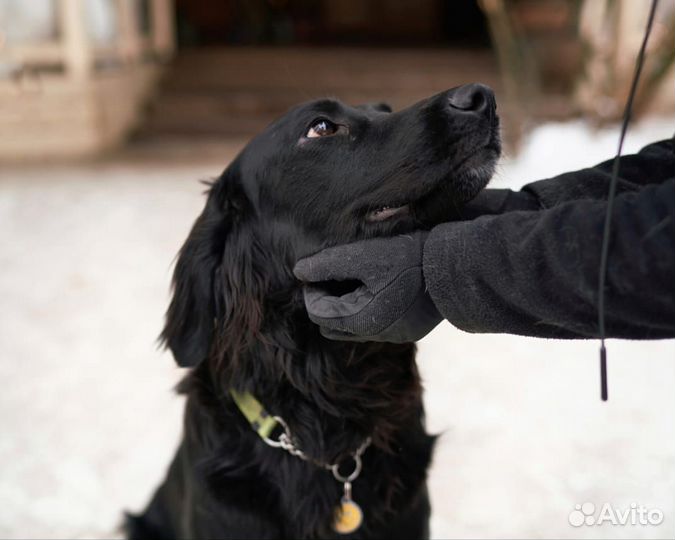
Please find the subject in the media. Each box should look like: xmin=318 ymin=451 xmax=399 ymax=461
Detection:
xmin=446 ymin=84 xmax=495 ymax=115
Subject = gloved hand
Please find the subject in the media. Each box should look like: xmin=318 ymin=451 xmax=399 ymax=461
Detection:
xmin=293 ymin=231 xmax=442 ymax=342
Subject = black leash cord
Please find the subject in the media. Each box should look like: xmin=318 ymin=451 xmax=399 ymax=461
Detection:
xmin=597 ymin=0 xmax=659 ymax=402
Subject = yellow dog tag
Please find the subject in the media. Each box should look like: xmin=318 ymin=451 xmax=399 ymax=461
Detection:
xmin=333 ymin=498 xmax=363 ymax=534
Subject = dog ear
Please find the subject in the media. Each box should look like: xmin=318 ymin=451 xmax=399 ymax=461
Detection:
xmin=161 ymin=165 xmax=268 ymax=368
xmin=161 ymin=175 xmax=230 ymax=368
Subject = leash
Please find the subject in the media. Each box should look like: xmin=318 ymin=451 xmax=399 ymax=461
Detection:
xmin=230 ymin=389 xmax=371 ymax=534
xmin=597 ymin=0 xmax=659 ymax=401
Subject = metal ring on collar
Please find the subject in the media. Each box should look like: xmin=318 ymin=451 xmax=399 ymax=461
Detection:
xmin=262 ymin=416 xmax=291 ymax=448
xmin=331 ymin=454 xmax=362 ymax=483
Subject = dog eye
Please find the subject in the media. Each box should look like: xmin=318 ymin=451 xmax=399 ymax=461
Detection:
xmin=306 ymin=119 xmax=338 ymax=138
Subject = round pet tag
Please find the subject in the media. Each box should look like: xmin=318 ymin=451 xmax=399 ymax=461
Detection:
xmin=333 ymin=499 xmax=363 ymax=534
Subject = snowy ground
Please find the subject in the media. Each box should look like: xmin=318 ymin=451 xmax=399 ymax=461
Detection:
xmin=0 ymin=118 xmax=674 ymax=539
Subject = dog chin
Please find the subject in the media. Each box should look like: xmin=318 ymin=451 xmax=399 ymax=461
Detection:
xmin=413 ymin=156 xmax=498 ymax=226
xmin=456 ymin=158 xmax=498 ymax=199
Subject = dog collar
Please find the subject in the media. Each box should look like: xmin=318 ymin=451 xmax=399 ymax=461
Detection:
xmin=229 ymin=389 xmax=370 ymax=534
xmin=229 ymin=389 xmax=280 ymax=439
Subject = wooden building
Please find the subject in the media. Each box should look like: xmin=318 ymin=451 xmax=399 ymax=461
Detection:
xmin=0 ymin=0 xmax=174 ymax=160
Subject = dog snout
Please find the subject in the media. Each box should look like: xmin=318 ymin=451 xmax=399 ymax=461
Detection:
xmin=446 ymin=83 xmax=495 ymax=117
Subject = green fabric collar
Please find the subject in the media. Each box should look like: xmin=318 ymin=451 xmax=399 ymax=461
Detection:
xmin=230 ymin=389 xmax=279 ymax=439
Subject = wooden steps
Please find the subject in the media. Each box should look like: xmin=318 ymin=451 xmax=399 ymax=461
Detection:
xmin=135 ymin=47 xmax=502 ymax=141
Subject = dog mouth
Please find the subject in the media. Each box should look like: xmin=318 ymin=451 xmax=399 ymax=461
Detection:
xmin=366 ymin=203 xmax=411 ymax=222
xmin=363 ymin=140 xmax=501 ymax=225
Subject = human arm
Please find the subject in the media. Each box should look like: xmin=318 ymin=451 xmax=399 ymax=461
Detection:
xmin=294 ymin=140 xmax=675 ymax=342
xmin=424 ymin=178 xmax=675 ymax=339
xmin=455 ymin=139 xmax=674 ymax=219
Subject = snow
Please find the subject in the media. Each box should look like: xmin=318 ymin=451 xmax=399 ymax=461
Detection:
xmin=0 ymin=117 xmax=673 ymax=539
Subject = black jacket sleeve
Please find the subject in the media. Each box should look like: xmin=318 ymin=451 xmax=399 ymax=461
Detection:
xmin=423 ymin=139 xmax=675 ymax=339
xmin=455 ymin=139 xmax=675 ymax=218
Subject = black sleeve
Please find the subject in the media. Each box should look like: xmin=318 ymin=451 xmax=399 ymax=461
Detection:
xmin=454 ymin=139 xmax=675 ymax=219
xmin=423 ymin=178 xmax=675 ymax=339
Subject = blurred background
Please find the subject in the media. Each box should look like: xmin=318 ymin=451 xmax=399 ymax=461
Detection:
xmin=0 ymin=1 xmax=673 ymax=538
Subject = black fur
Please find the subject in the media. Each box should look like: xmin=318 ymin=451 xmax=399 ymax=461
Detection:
xmin=127 ymin=86 xmax=500 ymax=539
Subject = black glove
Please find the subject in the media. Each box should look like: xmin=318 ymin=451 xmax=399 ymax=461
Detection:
xmin=293 ymin=231 xmax=442 ymax=342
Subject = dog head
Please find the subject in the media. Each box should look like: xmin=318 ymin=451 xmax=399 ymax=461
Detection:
xmin=162 ymin=85 xmax=500 ymax=369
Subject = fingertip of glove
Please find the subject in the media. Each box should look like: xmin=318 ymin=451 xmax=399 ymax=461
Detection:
xmin=293 ymin=258 xmax=314 ymax=280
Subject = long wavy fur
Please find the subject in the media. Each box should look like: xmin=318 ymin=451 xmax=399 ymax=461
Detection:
xmin=132 ymin=161 xmax=434 ymax=540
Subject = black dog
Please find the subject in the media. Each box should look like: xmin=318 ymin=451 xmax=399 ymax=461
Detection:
xmin=127 ymin=84 xmax=500 ymax=539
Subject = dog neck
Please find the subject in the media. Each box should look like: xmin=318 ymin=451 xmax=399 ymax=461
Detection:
xmin=229 ymin=307 xmax=422 ymax=461
xmin=190 ymin=223 xmax=424 ymax=463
